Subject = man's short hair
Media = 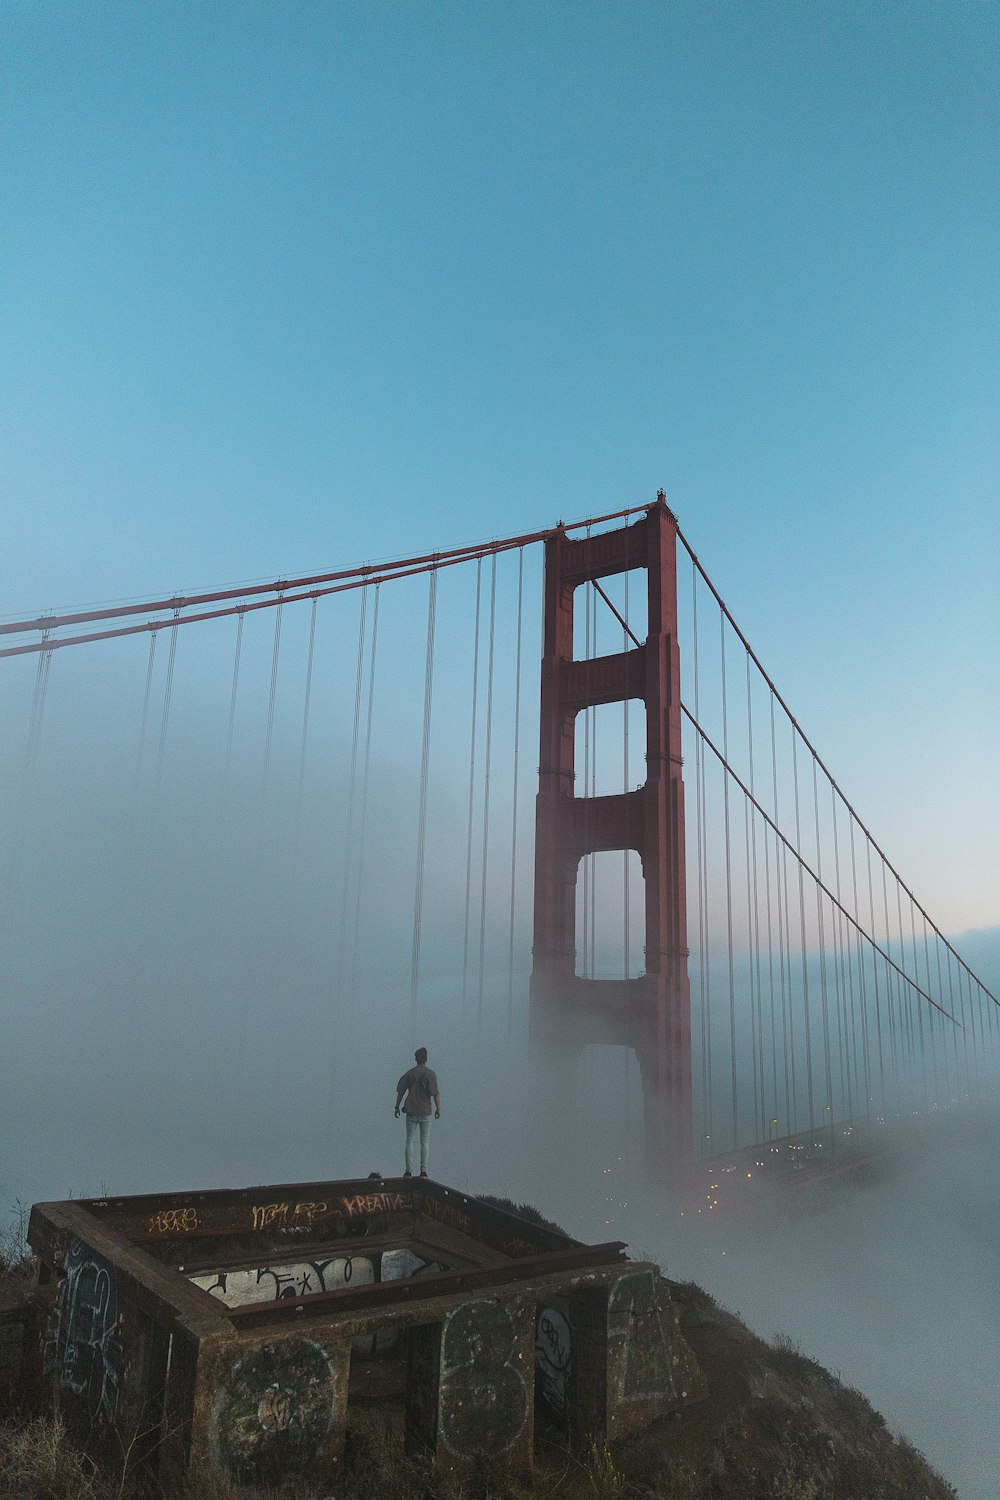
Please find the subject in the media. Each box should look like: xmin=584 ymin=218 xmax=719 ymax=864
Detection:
xmin=415 ymin=1046 xmax=428 ymax=1064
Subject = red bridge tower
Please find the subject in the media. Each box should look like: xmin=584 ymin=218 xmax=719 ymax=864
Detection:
xmin=530 ymin=495 xmax=693 ymax=1174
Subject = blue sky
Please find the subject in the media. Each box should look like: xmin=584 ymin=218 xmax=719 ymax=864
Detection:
xmin=2 ymin=0 xmax=997 ymax=935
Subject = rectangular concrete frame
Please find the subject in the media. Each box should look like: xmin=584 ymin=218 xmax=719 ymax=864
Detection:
xmin=28 ymin=1177 xmax=696 ymax=1489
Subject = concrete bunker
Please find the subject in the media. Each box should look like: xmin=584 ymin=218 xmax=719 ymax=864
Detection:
xmin=27 ymin=1176 xmax=702 ymax=1489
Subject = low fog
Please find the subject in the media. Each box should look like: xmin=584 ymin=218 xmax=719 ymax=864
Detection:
xmin=2 ymin=592 xmax=998 ymax=1498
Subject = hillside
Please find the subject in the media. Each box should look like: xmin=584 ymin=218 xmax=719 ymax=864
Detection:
xmin=0 ymin=1248 xmax=956 ymax=1499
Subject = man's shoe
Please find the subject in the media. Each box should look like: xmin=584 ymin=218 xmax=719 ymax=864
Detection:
xmin=419 ymin=1170 xmax=429 ymax=1178
xmin=403 ymin=1170 xmax=412 ymax=1177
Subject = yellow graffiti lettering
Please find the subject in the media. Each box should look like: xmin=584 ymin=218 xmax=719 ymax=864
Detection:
xmin=291 ymin=1200 xmax=328 ymax=1225
xmin=147 ymin=1206 xmax=200 ymax=1235
xmin=251 ymin=1202 xmax=289 ymax=1231
xmin=339 ymin=1191 xmax=407 ymax=1218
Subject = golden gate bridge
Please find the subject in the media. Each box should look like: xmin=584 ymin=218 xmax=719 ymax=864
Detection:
xmin=2 ymin=495 xmax=995 ymax=1211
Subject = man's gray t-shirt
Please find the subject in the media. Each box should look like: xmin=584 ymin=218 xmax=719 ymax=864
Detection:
xmin=397 ymin=1064 xmax=438 ymax=1117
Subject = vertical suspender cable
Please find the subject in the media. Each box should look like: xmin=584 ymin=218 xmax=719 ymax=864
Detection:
xmin=811 ymin=755 xmax=834 ymax=1132
xmin=963 ymin=968 xmax=980 ymax=1089
xmin=773 ymin=690 xmax=785 ymax=1134
xmin=920 ymin=914 xmax=942 ymax=1102
xmin=828 ymin=782 xmax=853 ymax=1122
xmin=864 ymin=835 xmax=886 ymax=1104
xmin=325 ymin=587 xmax=366 ymax=1126
xmin=620 ymin=554 xmax=630 ymax=1128
xmin=155 ymin=610 xmax=180 ymax=790
xmin=742 ymin=789 xmax=760 ymax=1140
xmin=461 ymin=560 xmax=483 ymax=1016
xmin=135 ymin=633 xmax=158 ymax=786
xmin=349 ymin=586 xmax=380 ymax=996
xmin=476 ymin=553 xmax=497 ymax=1032
xmin=894 ymin=882 xmax=916 ymax=1071
xmin=780 ymin=840 xmax=798 ymax=1133
xmin=115 ymin=631 xmax=155 ymax=1018
xmin=770 ymin=693 xmax=789 ymax=1134
xmin=581 ymin=539 xmax=591 ymax=980
xmin=623 ymin=562 xmax=630 ymax=979
xmin=720 ymin=612 xmax=738 ymax=1148
xmin=261 ymin=595 xmax=284 ymax=796
xmin=880 ymin=861 xmax=899 ymax=1079
xmin=692 ymin=562 xmax=712 ymax=1152
xmin=935 ymin=935 xmax=958 ymax=1083
xmin=589 ymin=581 xmax=597 ymax=967
xmin=745 ymin=657 xmax=764 ymax=1142
xmin=506 ymin=549 xmax=524 ymax=1038
xmin=909 ymin=898 xmax=930 ymax=1098
xmin=409 ymin=568 xmax=437 ymax=1031
xmin=336 ymin=587 xmax=368 ymax=999
xmin=24 ymin=634 xmax=53 ymax=782
xmin=224 ymin=613 xmax=245 ymax=783
xmin=7 ymin=633 xmax=53 ymax=903
xmin=944 ymin=948 xmax=966 ymax=1077
xmin=294 ymin=598 xmax=318 ymax=837
xmin=848 ymin=815 xmax=873 ymax=1120
xmin=792 ymin=732 xmax=814 ymax=1132
xmin=242 ymin=596 xmax=281 ymax=1079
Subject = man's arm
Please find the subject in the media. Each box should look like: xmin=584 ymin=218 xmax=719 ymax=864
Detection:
xmin=394 ymin=1087 xmax=406 ymax=1118
xmin=433 ymin=1088 xmax=441 ymax=1121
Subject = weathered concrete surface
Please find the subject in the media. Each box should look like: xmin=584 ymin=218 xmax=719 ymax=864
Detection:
xmin=570 ymin=1266 xmax=706 ymax=1446
xmin=27 ymin=1177 xmax=703 ymax=1491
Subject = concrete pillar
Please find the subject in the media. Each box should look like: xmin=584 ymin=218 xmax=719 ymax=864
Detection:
xmin=406 ymin=1298 xmax=535 ymax=1477
xmin=568 ymin=1267 xmax=676 ymax=1446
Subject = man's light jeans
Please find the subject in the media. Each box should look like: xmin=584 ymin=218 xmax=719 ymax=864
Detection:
xmin=405 ymin=1113 xmax=431 ymax=1174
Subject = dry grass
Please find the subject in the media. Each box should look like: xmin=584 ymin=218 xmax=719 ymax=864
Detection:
xmin=0 ymin=1417 xmax=104 ymax=1500
xmin=0 ymin=1201 xmax=35 ymax=1305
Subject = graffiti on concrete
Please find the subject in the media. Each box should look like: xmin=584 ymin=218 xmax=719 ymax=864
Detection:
xmin=380 ymin=1247 xmax=440 ymax=1282
xmin=147 ymin=1206 xmax=200 ymax=1235
xmin=212 ymin=1338 xmax=338 ymax=1485
xmin=534 ymin=1306 xmax=571 ymax=1414
xmin=338 ymin=1190 xmax=409 ymax=1218
xmin=50 ymin=1239 xmax=124 ymax=1440
xmin=191 ymin=1256 xmax=375 ymax=1308
xmin=250 ymin=1199 xmax=334 ymax=1232
xmin=439 ymin=1299 xmax=528 ymax=1459
xmin=190 ymin=1246 xmax=440 ymax=1315
xmin=423 ymin=1195 xmax=473 ymax=1235
xmin=352 ymin=1248 xmax=441 ymax=1355
xmin=608 ymin=1269 xmax=673 ymax=1403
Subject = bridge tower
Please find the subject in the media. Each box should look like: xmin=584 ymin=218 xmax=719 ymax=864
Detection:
xmin=530 ymin=494 xmax=693 ymax=1175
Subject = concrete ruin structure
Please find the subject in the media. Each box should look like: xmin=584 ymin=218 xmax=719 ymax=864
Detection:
xmin=26 ymin=1175 xmax=702 ymax=1489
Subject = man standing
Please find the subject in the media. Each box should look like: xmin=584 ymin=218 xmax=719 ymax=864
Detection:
xmin=394 ymin=1047 xmax=441 ymax=1178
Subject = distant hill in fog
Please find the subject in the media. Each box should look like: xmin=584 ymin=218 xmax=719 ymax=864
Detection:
xmin=951 ymin=925 xmax=1000 ymax=992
